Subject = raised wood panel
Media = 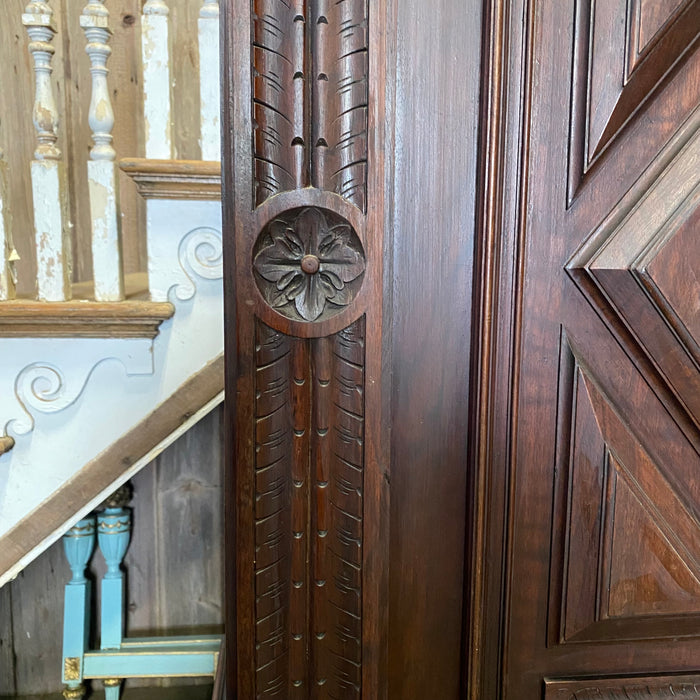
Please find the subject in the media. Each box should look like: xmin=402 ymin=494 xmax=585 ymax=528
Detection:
xmin=550 ymin=346 xmax=700 ymax=645
xmin=545 ymin=674 xmax=700 ymax=699
xmin=569 ymin=125 xmax=700 ymax=428
xmin=568 ymin=0 xmax=700 ymax=200
xmin=476 ymin=0 xmax=700 ymax=694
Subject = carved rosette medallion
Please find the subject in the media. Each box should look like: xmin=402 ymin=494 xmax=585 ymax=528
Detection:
xmin=253 ymin=207 xmax=365 ymax=322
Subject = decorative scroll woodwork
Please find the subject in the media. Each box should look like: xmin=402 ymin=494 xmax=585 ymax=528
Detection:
xmin=545 ymin=675 xmax=700 ymax=699
xmin=225 ymin=0 xmax=387 ymax=696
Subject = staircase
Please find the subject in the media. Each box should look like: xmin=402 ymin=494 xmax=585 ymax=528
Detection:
xmin=0 ymin=0 xmax=223 ymax=600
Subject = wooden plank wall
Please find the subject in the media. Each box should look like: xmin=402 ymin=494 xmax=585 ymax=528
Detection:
xmin=0 ymin=0 xmax=205 ymax=297
xmin=0 ymin=406 xmax=224 ymax=695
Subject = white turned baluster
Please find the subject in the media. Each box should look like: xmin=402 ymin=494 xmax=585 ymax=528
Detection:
xmin=23 ymin=0 xmax=72 ymax=301
xmin=142 ymin=0 xmax=172 ymax=159
xmin=199 ymin=0 xmax=220 ymax=161
xmin=81 ymin=0 xmax=124 ymax=301
xmin=0 ymin=148 xmax=19 ymax=300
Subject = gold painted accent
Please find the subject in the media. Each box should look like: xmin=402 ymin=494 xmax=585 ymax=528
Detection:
xmin=67 ymin=522 xmax=95 ymax=536
xmin=97 ymin=517 xmax=130 ymax=531
xmin=64 ymin=657 xmax=81 ymax=681
xmin=98 ymin=483 xmax=132 ymax=510
xmin=103 ymin=679 xmax=121 ymax=688
xmin=62 ymin=684 xmax=85 ymax=699
xmin=120 ymin=158 xmax=221 ymax=200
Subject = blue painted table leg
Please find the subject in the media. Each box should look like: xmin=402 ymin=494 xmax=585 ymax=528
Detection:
xmin=103 ymin=678 xmax=122 ymax=700
xmin=62 ymin=517 xmax=96 ymax=700
xmin=97 ymin=486 xmax=131 ymax=700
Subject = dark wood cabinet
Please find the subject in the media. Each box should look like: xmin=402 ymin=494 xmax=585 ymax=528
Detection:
xmin=222 ymin=1 xmax=700 ymax=697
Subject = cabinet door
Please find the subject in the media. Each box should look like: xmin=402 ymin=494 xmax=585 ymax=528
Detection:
xmin=474 ymin=1 xmax=700 ymax=697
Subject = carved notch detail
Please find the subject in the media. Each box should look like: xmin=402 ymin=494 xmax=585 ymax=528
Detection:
xmin=252 ymin=0 xmax=369 ymax=210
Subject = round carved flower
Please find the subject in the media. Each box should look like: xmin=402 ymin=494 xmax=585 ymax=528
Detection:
xmin=253 ymin=207 xmax=365 ymax=322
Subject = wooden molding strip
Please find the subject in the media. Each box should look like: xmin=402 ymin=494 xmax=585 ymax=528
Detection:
xmin=0 ymin=300 xmax=174 ymax=338
xmin=119 ymin=158 xmax=222 ymax=200
xmin=0 ymin=354 xmax=225 ymax=585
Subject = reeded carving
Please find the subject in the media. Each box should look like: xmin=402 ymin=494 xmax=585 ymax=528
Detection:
xmin=253 ymin=318 xmax=365 ymax=698
xmin=253 ymin=207 xmax=365 ymax=322
xmin=252 ymin=0 xmax=368 ymax=210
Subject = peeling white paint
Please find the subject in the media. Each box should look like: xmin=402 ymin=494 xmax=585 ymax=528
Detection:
xmin=88 ymin=160 xmax=123 ymax=300
xmin=141 ymin=10 xmax=172 ymax=159
xmin=31 ymin=159 xmax=71 ymax=301
xmin=0 ymin=200 xmax=223 ymax=584
xmin=198 ymin=3 xmax=220 ymax=161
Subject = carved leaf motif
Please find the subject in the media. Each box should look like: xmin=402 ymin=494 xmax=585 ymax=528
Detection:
xmin=254 ymin=207 xmax=365 ymax=322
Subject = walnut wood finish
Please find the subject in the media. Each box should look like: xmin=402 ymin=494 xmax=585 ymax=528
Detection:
xmin=471 ymin=0 xmax=700 ymax=698
xmin=223 ymin=0 xmax=480 ymax=696
xmin=223 ymin=1 xmax=390 ymax=697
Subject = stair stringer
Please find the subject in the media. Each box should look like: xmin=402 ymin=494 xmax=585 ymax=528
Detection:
xmin=0 ymin=199 xmax=224 ymax=586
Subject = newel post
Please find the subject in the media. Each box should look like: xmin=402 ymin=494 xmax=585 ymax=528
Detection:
xmin=80 ymin=0 xmax=124 ymax=301
xmin=199 ymin=0 xmax=220 ymax=161
xmin=0 ymin=147 xmax=18 ymax=300
xmin=141 ymin=0 xmax=172 ymax=159
xmin=22 ymin=0 xmax=72 ymax=301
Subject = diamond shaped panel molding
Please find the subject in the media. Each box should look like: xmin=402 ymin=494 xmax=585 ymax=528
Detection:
xmin=568 ymin=122 xmax=700 ymax=428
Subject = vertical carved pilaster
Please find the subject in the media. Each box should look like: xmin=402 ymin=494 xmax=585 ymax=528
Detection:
xmin=81 ymin=0 xmax=124 ymax=301
xmin=62 ymin=517 xmax=96 ymax=700
xmin=229 ymin=0 xmax=387 ymax=695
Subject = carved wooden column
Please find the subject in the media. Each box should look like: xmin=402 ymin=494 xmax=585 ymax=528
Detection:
xmin=80 ymin=0 xmax=124 ymax=301
xmin=22 ymin=0 xmax=71 ymax=301
xmin=223 ymin=1 xmax=392 ymax=696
